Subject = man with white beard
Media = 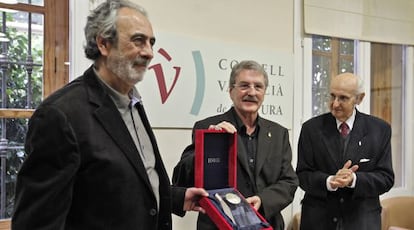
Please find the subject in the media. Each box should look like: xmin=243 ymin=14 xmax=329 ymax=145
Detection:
xmin=12 ymin=1 xmax=207 ymax=229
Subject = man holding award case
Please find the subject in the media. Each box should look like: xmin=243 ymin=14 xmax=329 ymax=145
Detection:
xmin=173 ymin=60 xmax=298 ymax=229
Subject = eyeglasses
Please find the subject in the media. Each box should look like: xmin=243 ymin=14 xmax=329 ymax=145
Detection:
xmin=233 ymin=83 xmax=266 ymax=92
xmin=327 ymin=94 xmax=353 ymax=103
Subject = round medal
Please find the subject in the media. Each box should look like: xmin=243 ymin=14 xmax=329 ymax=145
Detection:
xmin=225 ymin=192 xmax=241 ymax=204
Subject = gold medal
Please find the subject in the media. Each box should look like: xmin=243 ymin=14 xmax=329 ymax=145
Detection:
xmin=225 ymin=192 xmax=241 ymax=204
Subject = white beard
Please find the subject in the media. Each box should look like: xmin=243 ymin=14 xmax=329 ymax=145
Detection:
xmin=107 ymin=52 xmax=147 ymax=85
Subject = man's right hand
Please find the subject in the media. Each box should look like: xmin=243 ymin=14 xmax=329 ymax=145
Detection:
xmin=329 ymin=160 xmax=359 ymax=189
xmin=208 ymin=121 xmax=237 ymax=133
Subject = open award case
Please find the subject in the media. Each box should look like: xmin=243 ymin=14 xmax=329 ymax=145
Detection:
xmin=195 ymin=129 xmax=272 ymax=230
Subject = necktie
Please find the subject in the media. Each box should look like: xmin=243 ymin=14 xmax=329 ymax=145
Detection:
xmin=340 ymin=122 xmax=349 ymax=137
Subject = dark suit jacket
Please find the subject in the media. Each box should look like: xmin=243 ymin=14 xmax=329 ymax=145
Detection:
xmin=296 ymin=110 xmax=394 ymax=230
xmin=12 ymin=66 xmax=185 ymax=230
xmin=173 ymin=107 xmax=298 ymax=230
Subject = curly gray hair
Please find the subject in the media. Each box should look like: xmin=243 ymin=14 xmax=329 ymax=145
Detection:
xmin=83 ymin=0 xmax=148 ymax=60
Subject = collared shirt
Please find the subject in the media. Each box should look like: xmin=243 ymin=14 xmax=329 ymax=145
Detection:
xmin=94 ymin=70 xmax=160 ymax=208
xmin=336 ymin=109 xmax=356 ymax=132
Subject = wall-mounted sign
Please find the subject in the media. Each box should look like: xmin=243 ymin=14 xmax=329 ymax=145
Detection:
xmin=139 ymin=32 xmax=293 ymax=129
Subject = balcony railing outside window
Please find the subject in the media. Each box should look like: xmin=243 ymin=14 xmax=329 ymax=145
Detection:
xmin=0 ymin=0 xmax=44 ymax=219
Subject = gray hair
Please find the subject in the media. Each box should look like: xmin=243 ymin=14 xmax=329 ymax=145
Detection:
xmin=84 ymin=0 xmax=148 ymax=60
xmin=229 ymin=60 xmax=269 ymax=87
xmin=355 ymin=75 xmax=365 ymax=94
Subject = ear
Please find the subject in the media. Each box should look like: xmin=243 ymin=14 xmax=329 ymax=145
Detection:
xmin=229 ymin=87 xmax=235 ymax=101
xmin=355 ymin=93 xmax=365 ymax=105
xmin=96 ymin=36 xmax=110 ymax=57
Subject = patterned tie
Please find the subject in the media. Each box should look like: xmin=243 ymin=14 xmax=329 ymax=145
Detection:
xmin=340 ymin=122 xmax=349 ymax=137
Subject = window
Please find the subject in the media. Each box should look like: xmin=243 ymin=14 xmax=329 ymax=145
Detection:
xmin=0 ymin=0 xmax=68 ymax=219
xmin=312 ymin=35 xmax=354 ymax=116
xmin=370 ymin=43 xmax=404 ymax=187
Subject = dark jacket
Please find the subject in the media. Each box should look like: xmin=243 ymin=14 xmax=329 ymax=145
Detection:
xmin=12 ymin=66 xmax=185 ymax=230
xmin=173 ymin=107 xmax=298 ymax=230
xmin=296 ymin=111 xmax=394 ymax=230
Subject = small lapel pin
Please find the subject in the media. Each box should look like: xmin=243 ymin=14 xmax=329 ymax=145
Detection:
xmin=358 ymin=141 xmax=362 ymax=146
xmin=268 ymin=132 xmax=271 ymax=138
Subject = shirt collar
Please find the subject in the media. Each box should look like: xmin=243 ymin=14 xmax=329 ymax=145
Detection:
xmin=336 ymin=109 xmax=356 ymax=131
xmin=93 ymin=68 xmax=142 ymax=109
xmin=129 ymin=90 xmax=143 ymax=107
xmin=230 ymin=107 xmax=260 ymax=135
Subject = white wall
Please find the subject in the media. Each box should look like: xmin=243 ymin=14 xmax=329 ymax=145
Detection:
xmin=140 ymin=0 xmax=294 ymax=53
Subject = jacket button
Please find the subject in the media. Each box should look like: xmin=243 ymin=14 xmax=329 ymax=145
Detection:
xmin=333 ymin=217 xmax=338 ymax=223
xmin=149 ymin=208 xmax=157 ymax=216
xmin=340 ymin=198 xmax=344 ymax=203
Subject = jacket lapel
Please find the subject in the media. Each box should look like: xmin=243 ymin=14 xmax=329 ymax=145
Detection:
xmin=254 ymin=121 xmax=272 ymax=177
xmin=321 ymin=115 xmax=343 ymax=168
xmin=135 ymin=102 xmax=169 ymax=182
xmin=85 ymin=68 xmax=153 ymax=190
xmin=344 ymin=111 xmax=367 ymax=161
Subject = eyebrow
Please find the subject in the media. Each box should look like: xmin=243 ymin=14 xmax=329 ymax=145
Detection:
xmin=237 ymin=81 xmax=265 ymax=85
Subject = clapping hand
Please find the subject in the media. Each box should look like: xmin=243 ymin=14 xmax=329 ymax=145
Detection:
xmin=329 ymin=160 xmax=359 ymax=189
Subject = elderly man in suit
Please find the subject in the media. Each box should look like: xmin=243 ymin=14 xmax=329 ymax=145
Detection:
xmin=11 ymin=1 xmax=207 ymax=229
xmin=296 ymin=72 xmax=394 ymax=230
xmin=173 ymin=60 xmax=298 ymax=230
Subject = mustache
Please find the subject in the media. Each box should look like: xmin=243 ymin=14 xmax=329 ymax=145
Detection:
xmin=133 ymin=57 xmax=150 ymax=67
xmin=242 ymin=95 xmax=259 ymax=103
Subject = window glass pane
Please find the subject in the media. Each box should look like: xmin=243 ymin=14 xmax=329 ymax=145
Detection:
xmin=312 ymin=35 xmax=354 ymax=116
xmin=0 ymin=10 xmax=44 ymax=109
xmin=339 ymin=40 xmax=354 ymax=55
xmin=339 ymin=39 xmax=354 ymax=73
xmin=312 ymin=56 xmax=331 ymax=115
xmin=17 ymin=0 xmax=44 ymax=6
xmin=313 ymin=36 xmax=331 ymax=52
xmin=370 ymin=43 xmax=403 ymax=187
xmin=0 ymin=118 xmax=28 ymax=218
xmin=0 ymin=2 xmax=45 ymax=219
xmin=339 ymin=58 xmax=353 ymax=73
